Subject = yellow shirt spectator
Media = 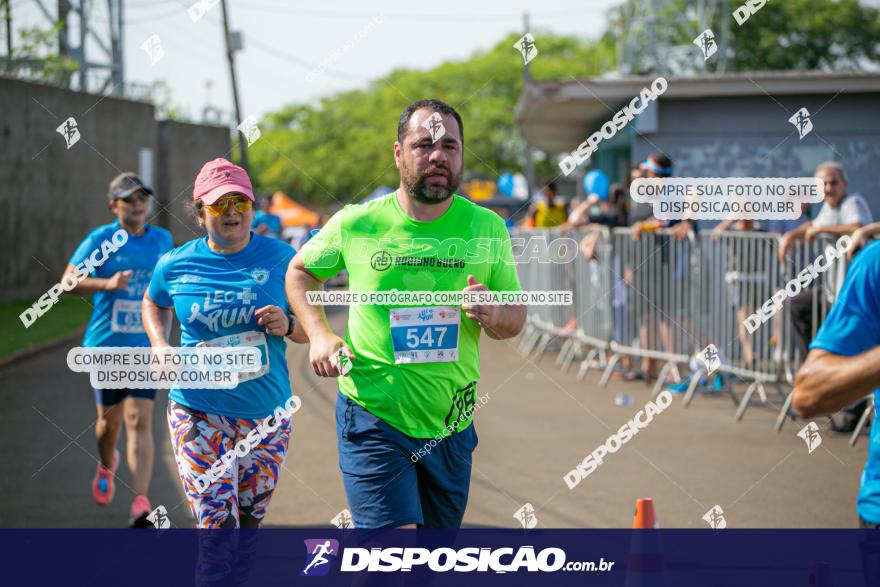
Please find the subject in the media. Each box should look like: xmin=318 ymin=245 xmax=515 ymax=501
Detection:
xmin=533 ymin=201 xmax=567 ymax=228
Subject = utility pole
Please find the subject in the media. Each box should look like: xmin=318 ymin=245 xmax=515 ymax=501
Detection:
xmin=220 ymin=0 xmax=248 ymax=171
xmin=57 ymin=0 xmax=70 ymax=86
xmin=522 ymin=12 xmax=535 ymax=201
xmin=719 ymin=0 xmax=730 ymax=72
xmin=3 ymin=0 xmax=11 ymax=72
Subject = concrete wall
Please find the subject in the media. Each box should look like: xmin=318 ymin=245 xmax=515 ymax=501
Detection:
xmin=0 ymin=77 xmax=230 ymax=302
xmin=157 ymin=120 xmax=232 ymax=245
xmin=633 ymin=92 xmax=880 ymax=221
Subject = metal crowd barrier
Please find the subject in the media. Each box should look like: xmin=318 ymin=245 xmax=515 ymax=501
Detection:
xmin=558 ymin=227 xmax=613 ymax=379
xmin=773 ymin=234 xmax=852 ymax=429
xmin=685 ymin=231 xmax=786 ymax=417
xmin=600 ymin=227 xmax=698 ymax=398
xmin=513 ymin=225 xmax=864 ymax=437
xmin=513 ymin=228 xmax=576 ymax=361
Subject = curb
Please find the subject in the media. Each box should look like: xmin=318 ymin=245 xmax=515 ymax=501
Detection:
xmin=0 ymin=326 xmax=85 ymax=371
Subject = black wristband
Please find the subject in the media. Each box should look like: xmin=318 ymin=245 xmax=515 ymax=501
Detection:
xmin=285 ymin=313 xmax=297 ymax=336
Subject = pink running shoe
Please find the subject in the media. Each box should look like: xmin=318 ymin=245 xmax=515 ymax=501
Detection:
xmin=129 ymin=495 xmax=153 ymax=528
xmin=92 ymin=450 xmax=119 ymax=506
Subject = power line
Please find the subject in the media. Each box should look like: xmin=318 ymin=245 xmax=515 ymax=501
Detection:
xmin=238 ymin=1 xmax=608 ymax=22
xmin=161 ymin=2 xmax=368 ymax=83
xmin=246 ymin=36 xmax=367 ymax=82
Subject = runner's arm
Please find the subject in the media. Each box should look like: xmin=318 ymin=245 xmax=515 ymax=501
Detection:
xmin=286 ymin=254 xmax=335 ymax=339
xmin=792 ymin=347 xmax=880 ymax=418
xmin=60 ymin=263 xmax=130 ymax=295
xmin=142 ymin=291 xmax=174 ymax=349
xmin=285 ymin=253 xmax=352 ymax=377
xmin=462 ymin=275 xmax=526 ymax=340
xmin=482 ymin=303 xmax=527 ymax=340
xmin=849 ymin=223 xmax=880 ymax=258
xmin=286 ymin=317 xmax=309 ymax=343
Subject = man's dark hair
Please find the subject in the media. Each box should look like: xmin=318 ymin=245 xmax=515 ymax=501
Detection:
xmin=397 ymin=99 xmax=464 ymax=145
xmin=544 ymin=180 xmax=558 ymax=193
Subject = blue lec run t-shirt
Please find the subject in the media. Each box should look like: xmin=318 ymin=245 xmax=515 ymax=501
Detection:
xmin=70 ymin=222 xmax=173 ymax=347
xmin=810 ymin=241 xmax=880 ymax=524
xmin=148 ymin=232 xmax=296 ymax=419
xmin=252 ymin=211 xmax=283 ymax=239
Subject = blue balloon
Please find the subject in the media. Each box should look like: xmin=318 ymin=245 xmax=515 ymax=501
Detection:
xmin=497 ymin=173 xmax=514 ymax=197
xmin=584 ymin=170 xmax=610 ymax=201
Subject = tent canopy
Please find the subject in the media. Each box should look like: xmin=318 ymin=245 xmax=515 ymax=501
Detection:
xmin=270 ymin=192 xmax=321 ymax=227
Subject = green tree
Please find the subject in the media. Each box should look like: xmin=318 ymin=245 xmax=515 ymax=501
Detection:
xmin=248 ymin=32 xmax=614 ymax=207
xmin=606 ymin=0 xmax=880 ymax=73
xmin=731 ymin=0 xmax=880 ymax=71
xmin=4 ymin=23 xmax=78 ymax=84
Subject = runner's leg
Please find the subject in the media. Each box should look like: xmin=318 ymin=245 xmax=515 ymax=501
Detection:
xmin=92 ymin=391 xmax=123 ymax=505
xmin=123 ymin=396 xmax=154 ymax=496
xmin=166 ymin=401 xmax=240 ymax=528
xmin=416 ymin=424 xmax=477 ymax=528
xmin=237 ymin=415 xmax=291 ymax=528
xmin=336 ymin=394 xmax=422 ymax=528
xmin=94 ymin=392 xmax=123 ymax=467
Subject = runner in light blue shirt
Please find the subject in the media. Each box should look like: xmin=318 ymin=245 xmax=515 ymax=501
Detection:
xmin=793 ymin=240 xmax=880 ymax=525
xmin=143 ymin=158 xmax=307 ymax=530
xmin=62 ymin=172 xmax=172 ymax=526
xmin=252 ymin=195 xmax=283 ymax=239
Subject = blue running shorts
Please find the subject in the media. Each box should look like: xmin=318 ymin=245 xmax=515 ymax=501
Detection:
xmin=336 ymin=393 xmax=478 ymax=529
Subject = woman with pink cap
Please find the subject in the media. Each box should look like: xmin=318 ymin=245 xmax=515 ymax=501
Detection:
xmin=142 ymin=158 xmax=307 ymax=528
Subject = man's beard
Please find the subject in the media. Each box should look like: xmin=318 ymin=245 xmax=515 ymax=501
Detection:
xmin=401 ymin=164 xmax=461 ymax=205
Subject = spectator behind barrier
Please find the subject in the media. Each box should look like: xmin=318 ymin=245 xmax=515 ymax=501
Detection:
xmin=778 ymin=162 xmax=872 ymax=374
xmin=528 ymin=181 xmax=568 ymax=228
xmin=630 ymin=153 xmax=694 ymax=242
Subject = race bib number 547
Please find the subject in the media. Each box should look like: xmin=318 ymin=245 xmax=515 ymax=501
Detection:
xmin=390 ymin=306 xmax=460 ymax=364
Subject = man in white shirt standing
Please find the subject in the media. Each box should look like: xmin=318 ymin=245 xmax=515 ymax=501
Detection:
xmin=778 ymin=161 xmax=872 ymax=355
xmin=778 ymin=161 xmax=873 ymax=431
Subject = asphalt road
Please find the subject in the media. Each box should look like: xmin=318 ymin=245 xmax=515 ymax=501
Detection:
xmin=0 ymin=308 xmax=867 ymax=528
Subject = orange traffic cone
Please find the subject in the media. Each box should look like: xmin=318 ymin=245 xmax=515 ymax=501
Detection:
xmin=632 ymin=498 xmax=660 ymax=529
xmin=625 ymin=498 xmax=665 ymax=586
xmin=808 ymin=563 xmax=834 ymax=586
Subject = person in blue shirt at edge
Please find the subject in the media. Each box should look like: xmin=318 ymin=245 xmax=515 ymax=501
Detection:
xmin=792 ymin=231 xmax=880 ymax=585
xmin=252 ymin=194 xmax=283 ymax=239
xmin=62 ymin=172 xmax=173 ymax=526
xmin=142 ymin=158 xmax=308 ymax=529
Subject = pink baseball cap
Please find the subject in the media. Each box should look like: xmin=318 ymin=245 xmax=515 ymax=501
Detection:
xmin=193 ymin=158 xmax=255 ymax=204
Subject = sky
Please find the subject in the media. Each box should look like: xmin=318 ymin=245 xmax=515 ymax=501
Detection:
xmin=11 ymin=0 xmax=621 ymax=124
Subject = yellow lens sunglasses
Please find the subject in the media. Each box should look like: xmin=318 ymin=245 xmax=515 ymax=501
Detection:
xmin=205 ymin=196 xmax=252 ymax=217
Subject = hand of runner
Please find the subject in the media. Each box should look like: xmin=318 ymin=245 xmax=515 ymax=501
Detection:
xmin=150 ymin=344 xmax=178 ymax=379
xmin=105 ymin=269 xmax=133 ymax=291
xmin=255 ymin=305 xmax=289 ymax=336
xmin=310 ymin=331 xmax=354 ymax=377
xmin=461 ymin=274 xmax=498 ymax=330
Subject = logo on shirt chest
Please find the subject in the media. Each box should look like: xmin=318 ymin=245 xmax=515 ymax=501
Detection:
xmin=368 ymin=249 xmax=464 ymax=273
xmin=251 ymin=268 xmax=269 ymax=285
xmin=186 ymin=287 xmax=258 ymax=333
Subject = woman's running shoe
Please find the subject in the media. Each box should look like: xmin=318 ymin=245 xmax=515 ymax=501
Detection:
xmin=129 ymin=495 xmax=154 ymax=528
xmin=92 ymin=450 xmax=119 ymax=506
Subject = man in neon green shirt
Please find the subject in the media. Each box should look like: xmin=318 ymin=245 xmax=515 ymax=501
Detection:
xmin=286 ymin=99 xmax=526 ymax=528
